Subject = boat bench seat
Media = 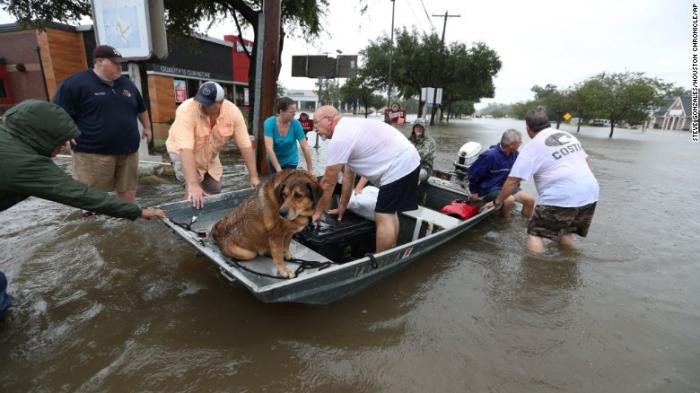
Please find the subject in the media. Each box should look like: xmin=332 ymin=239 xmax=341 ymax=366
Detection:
xmin=401 ymin=206 xmax=461 ymax=240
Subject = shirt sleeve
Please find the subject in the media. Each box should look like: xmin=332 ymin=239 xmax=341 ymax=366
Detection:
xmin=508 ymin=153 xmax=534 ymax=181
xmin=326 ymin=139 xmax=353 ymax=166
xmin=9 ymin=156 xmax=141 ymax=220
xmin=134 ymin=84 xmax=147 ymax=113
xmin=467 ymin=153 xmax=490 ymax=193
xmin=52 ymin=78 xmax=77 ymax=118
xmin=231 ymin=104 xmax=252 ymax=148
xmin=167 ymin=104 xmax=196 ymax=151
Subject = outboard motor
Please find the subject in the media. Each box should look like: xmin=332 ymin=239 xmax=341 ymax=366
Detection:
xmin=453 ymin=141 xmax=482 ymax=182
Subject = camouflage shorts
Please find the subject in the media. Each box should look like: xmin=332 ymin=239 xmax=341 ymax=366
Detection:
xmin=527 ymin=202 xmax=597 ymax=240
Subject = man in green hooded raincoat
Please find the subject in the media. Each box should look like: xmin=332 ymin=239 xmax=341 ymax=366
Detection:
xmin=0 ymin=99 xmax=165 ymax=320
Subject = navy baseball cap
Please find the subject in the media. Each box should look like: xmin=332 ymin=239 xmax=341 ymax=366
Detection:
xmin=194 ymin=82 xmax=225 ymax=107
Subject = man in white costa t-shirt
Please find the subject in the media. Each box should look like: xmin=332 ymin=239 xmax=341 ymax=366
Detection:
xmin=491 ymin=107 xmax=599 ymax=253
xmin=311 ymin=105 xmax=421 ymax=252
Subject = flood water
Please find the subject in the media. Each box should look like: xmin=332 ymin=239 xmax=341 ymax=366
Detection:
xmin=1 ymin=117 xmax=699 ymax=392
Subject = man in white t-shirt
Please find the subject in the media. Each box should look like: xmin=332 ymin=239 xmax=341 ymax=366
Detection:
xmin=490 ymin=107 xmax=599 ymax=253
xmin=311 ymin=105 xmax=421 ymax=252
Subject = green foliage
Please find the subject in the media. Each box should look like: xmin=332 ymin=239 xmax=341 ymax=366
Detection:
xmin=577 ymin=72 xmax=670 ymax=137
xmin=2 ymin=0 xmax=329 ymax=39
xmin=667 ymin=86 xmax=691 ymax=97
xmin=1 ymin=0 xmax=91 ymax=28
xmin=340 ymin=74 xmax=384 ymax=117
xmin=451 ymin=101 xmax=475 ymax=118
xmin=509 ymin=101 xmax=534 ymax=120
xmin=530 ymin=84 xmax=573 ymax=128
xmin=315 ymin=78 xmax=342 ymax=107
xmin=360 ymin=27 xmax=500 ymax=120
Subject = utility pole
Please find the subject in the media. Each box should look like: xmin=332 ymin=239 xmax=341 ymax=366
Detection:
xmin=387 ymin=0 xmax=396 ymax=118
xmin=255 ymin=0 xmax=281 ymax=176
xmin=430 ymin=10 xmax=460 ymax=126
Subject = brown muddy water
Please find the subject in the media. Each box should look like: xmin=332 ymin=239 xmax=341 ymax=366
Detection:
xmin=1 ymin=117 xmax=698 ymax=392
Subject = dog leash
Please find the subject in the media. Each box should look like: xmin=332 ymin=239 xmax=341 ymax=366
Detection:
xmin=228 ymin=257 xmax=335 ymax=280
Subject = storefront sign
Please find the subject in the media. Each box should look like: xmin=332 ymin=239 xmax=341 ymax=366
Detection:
xmin=150 ymin=64 xmax=212 ymax=79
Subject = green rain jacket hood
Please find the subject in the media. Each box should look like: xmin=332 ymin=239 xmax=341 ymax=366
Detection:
xmin=2 ymin=99 xmax=80 ymax=156
xmin=0 ymin=100 xmax=141 ymax=219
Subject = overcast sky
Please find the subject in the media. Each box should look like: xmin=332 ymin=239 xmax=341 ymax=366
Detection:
xmin=1 ymin=1 xmax=690 ymax=108
xmin=212 ymin=0 xmax=690 ymax=108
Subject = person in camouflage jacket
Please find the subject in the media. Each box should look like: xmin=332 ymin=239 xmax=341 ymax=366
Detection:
xmin=408 ymin=118 xmax=436 ymax=183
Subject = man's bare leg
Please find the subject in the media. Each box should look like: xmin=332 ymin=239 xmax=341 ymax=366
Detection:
xmin=514 ymin=191 xmax=535 ymax=219
xmin=558 ymin=234 xmax=576 ymax=252
xmin=117 ymin=190 xmax=136 ymax=202
xmin=375 ymin=212 xmax=399 ymax=252
xmin=501 ymin=195 xmax=516 ymax=218
xmin=526 ymin=234 xmax=545 ymax=254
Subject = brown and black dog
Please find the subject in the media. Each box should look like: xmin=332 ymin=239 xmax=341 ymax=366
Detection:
xmin=211 ymin=170 xmax=322 ymax=278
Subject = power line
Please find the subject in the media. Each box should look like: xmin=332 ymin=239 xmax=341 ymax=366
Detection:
xmin=418 ymin=0 xmax=435 ymax=30
xmin=405 ymin=0 xmax=424 ymax=31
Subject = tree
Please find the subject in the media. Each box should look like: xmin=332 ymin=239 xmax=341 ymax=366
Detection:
xmin=315 ymin=78 xmax=342 ymax=107
xmin=531 ymin=84 xmax=572 ymax=129
xmin=667 ymin=86 xmax=691 ymax=97
xmin=509 ymin=101 xmax=535 ymax=120
xmin=443 ymin=42 xmax=500 ymax=122
xmin=450 ymin=101 xmax=475 ymax=118
xmin=340 ymin=74 xmax=383 ymax=118
xmin=361 ymin=28 xmax=500 ymax=122
xmin=578 ymin=72 xmax=671 ymax=138
xmin=568 ymin=82 xmax=601 ymax=133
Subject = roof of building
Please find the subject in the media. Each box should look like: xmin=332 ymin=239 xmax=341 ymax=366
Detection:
xmin=654 ymin=97 xmax=676 ymax=116
xmin=680 ymin=96 xmax=692 ymax=116
xmin=0 ymin=22 xmax=77 ymax=34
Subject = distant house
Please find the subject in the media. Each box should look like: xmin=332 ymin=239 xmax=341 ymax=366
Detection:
xmin=286 ymin=89 xmax=319 ymax=113
xmin=654 ymin=96 xmax=692 ymax=131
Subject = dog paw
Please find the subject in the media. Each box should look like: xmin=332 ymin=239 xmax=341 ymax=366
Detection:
xmin=284 ymin=250 xmax=294 ymax=260
xmin=279 ymin=268 xmax=296 ymax=279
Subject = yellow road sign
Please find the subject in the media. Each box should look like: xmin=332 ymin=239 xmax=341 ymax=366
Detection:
xmin=563 ymin=112 xmax=572 ymax=121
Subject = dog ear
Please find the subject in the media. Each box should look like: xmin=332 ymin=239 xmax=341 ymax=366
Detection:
xmin=307 ymin=180 xmax=323 ymax=205
xmin=276 ymin=182 xmax=286 ymax=205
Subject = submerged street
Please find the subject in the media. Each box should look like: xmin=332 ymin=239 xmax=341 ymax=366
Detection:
xmin=1 ymin=117 xmax=698 ymax=392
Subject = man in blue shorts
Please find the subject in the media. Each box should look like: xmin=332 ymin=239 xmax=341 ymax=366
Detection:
xmin=490 ymin=108 xmax=599 ymax=253
xmin=311 ymin=105 xmax=420 ymax=252
xmin=468 ymin=129 xmax=534 ymax=218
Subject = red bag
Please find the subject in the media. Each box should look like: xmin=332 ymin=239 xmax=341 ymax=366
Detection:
xmin=439 ymin=199 xmax=480 ymax=220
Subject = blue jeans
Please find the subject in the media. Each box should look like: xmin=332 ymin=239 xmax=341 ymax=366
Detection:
xmin=0 ymin=271 xmax=12 ymax=320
